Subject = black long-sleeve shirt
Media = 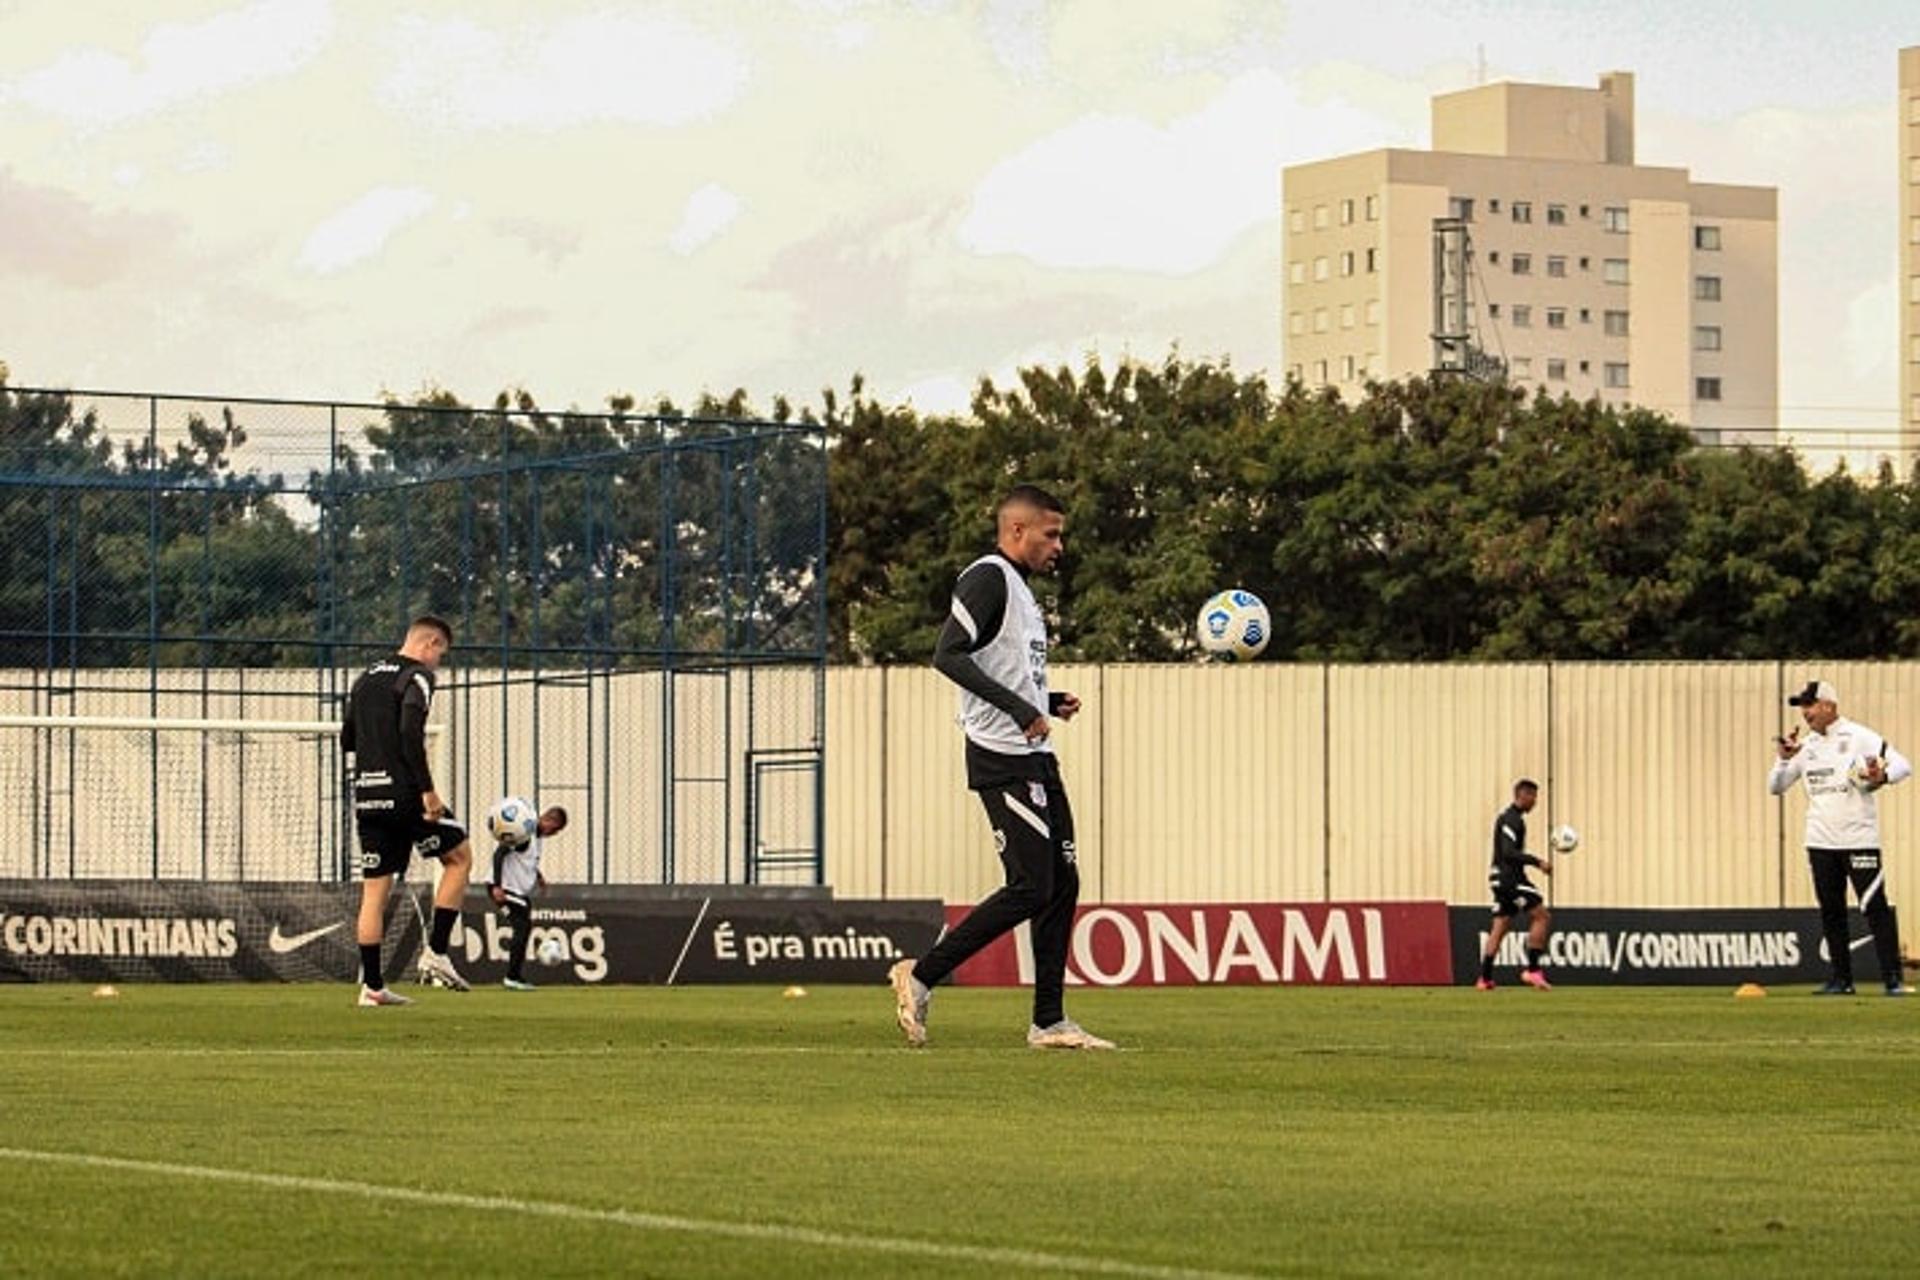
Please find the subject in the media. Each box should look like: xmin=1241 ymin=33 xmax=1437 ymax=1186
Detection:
xmin=343 ymin=653 xmax=437 ymax=817
xmin=1491 ymin=803 xmax=1544 ymax=876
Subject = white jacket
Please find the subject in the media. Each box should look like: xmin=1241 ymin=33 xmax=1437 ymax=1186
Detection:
xmin=1767 ymin=716 xmax=1911 ymax=849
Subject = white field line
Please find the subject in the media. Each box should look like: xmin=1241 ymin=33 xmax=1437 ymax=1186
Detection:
xmin=0 ymin=1147 xmax=1260 ymax=1280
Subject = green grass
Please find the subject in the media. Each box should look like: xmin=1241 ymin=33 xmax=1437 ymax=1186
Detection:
xmin=1 ymin=983 xmax=1916 ymax=1277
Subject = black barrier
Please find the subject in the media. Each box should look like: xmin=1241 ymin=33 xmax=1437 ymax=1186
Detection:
xmin=0 ymin=880 xmax=944 ymax=986
xmin=1449 ymin=906 xmax=1898 ymax=987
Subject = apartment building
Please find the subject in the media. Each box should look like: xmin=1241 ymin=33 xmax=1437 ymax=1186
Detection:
xmin=1902 ymin=47 xmax=1920 ymax=456
xmin=1282 ymin=72 xmax=1777 ymax=440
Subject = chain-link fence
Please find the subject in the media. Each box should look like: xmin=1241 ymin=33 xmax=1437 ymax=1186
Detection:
xmin=0 ymin=385 xmax=827 ymax=886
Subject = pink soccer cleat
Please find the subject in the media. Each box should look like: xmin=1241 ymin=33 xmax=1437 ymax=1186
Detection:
xmin=1521 ymin=968 xmax=1553 ymax=991
xmin=1474 ymin=977 xmax=1496 ymax=991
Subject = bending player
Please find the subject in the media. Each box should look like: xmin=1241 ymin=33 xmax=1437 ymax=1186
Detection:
xmin=490 ymin=805 xmax=569 ymax=991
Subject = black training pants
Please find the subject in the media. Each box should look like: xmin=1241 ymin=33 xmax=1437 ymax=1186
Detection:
xmin=915 ymin=779 xmax=1079 ymax=1027
xmin=1808 ymin=846 xmax=1900 ymax=986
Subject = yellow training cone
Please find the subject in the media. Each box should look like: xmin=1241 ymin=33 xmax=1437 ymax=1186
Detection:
xmin=1734 ymin=982 xmax=1767 ymax=998
xmin=782 ymin=985 xmax=808 ymax=999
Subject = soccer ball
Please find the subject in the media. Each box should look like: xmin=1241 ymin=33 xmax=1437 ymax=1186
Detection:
xmin=487 ymin=796 xmax=537 ymax=845
xmin=536 ymin=936 xmax=566 ymax=966
xmin=1196 ymin=589 xmax=1271 ymax=661
xmin=1550 ymin=824 xmax=1580 ymax=854
xmin=1849 ymin=757 xmax=1883 ymax=791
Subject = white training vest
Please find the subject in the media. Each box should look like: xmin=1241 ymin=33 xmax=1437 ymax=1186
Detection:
xmin=495 ymin=837 xmax=544 ymax=898
xmin=952 ymin=554 xmax=1052 ymax=757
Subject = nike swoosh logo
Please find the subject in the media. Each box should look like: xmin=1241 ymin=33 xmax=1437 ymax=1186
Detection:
xmin=268 ymin=922 xmax=346 ymax=954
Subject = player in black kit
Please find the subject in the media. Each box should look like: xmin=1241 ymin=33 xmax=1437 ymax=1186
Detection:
xmin=342 ymin=615 xmax=473 ymax=1005
xmin=1477 ymin=778 xmax=1555 ymax=991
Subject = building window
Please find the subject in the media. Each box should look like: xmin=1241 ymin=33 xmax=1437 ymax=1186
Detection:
xmin=1603 ymin=206 xmax=1629 ymax=233
xmin=1603 ymin=258 xmax=1629 ymax=284
xmin=1450 ymin=196 xmax=1474 ymax=221
xmin=1578 ymin=360 xmax=1590 ymax=374
xmin=1911 ymin=335 xmax=1920 ymax=363
xmin=1697 ymin=377 xmax=1723 ymax=401
xmin=1364 ymin=247 xmax=1378 ymax=272
xmin=1578 ymin=256 xmax=1591 ymax=270
xmin=1489 ymin=198 xmax=1502 ymax=213
xmin=1695 ymin=275 xmax=1722 ymax=301
xmin=1547 ymin=256 xmax=1567 ymax=277
xmin=1911 ymin=276 xmax=1920 ymax=304
xmin=1289 ymin=261 xmax=1305 ymax=285
xmin=1314 ymin=204 xmax=1330 ymax=229
xmin=1488 ymin=250 xmax=1501 ymax=265
xmin=1314 ymin=256 xmax=1330 ymax=281
xmin=1340 ymin=303 xmax=1356 ymax=329
xmin=1340 ymin=251 xmax=1355 ymax=276
xmin=1910 ymin=157 xmax=1920 ymax=184
xmin=1365 ymin=299 xmax=1380 ymax=325
xmin=1911 ymin=96 xmax=1920 ymax=125
xmin=1314 ymin=359 xmax=1328 ymax=383
xmin=1911 ymin=394 xmax=1920 ymax=421
xmin=1604 ymin=310 xmax=1629 ymax=336
xmin=1578 ymin=308 xmax=1591 ymax=323
xmin=1340 ymin=199 xmax=1355 ymax=225
xmin=1578 ymin=204 xmax=1590 ymax=218
xmin=1695 ymin=224 xmax=1721 ymax=250
xmin=1512 ymin=252 xmax=1532 ymax=275
xmin=1314 ymin=308 xmax=1330 ymax=333
xmin=1511 ymin=356 xmax=1532 ymax=378
xmin=1289 ymin=312 xmax=1305 ymax=335
xmin=1910 ymin=217 xmax=1920 ymax=245
xmin=1512 ymin=200 xmax=1532 ymax=223
xmin=1694 ymin=325 xmax=1722 ymax=351
xmin=1342 ymin=354 xmax=1357 ymax=381
xmin=1546 ymin=307 xmax=1567 ymax=329
xmin=1604 ymin=362 xmax=1630 ymax=388
xmin=1512 ymin=305 xmax=1532 ymax=328
xmin=1487 ymin=303 xmax=1501 ymax=318
xmin=1289 ymin=209 xmax=1304 ymax=233
xmin=1547 ymin=358 xmax=1567 ymax=381
xmin=1365 ymin=194 xmax=1379 ymax=220
xmin=1546 ymin=204 xmax=1567 ymax=226
xmin=1288 ymin=363 xmax=1302 ymax=381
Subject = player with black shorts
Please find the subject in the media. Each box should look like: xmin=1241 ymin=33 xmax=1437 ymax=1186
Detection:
xmin=342 ymin=614 xmax=474 ymax=1005
xmin=1477 ymin=778 xmax=1555 ymax=991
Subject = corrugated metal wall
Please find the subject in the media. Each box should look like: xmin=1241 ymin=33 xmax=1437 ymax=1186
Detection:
xmin=825 ymin=663 xmax=1920 ymax=946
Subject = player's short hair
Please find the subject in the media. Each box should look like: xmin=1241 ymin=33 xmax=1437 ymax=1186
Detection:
xmin=544 ymin=805 xmax=569 ymax=829
xmin=409 ymin=614 xmax=454 ymax=645
xmin=1514 ymin=778 xmax=1540 ymax=794
xmin=997 ymin=484 xmax=1065 ymax=518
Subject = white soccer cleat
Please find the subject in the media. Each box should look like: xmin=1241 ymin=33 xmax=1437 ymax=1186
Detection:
xmin=357 ymin=985 xmax=412 ymax=1007
xmin=887 ymin=958 xmax=930 ymax=1047
xmin=416 ymin=948 xmax=471 ymax=992
xmin=1027 ymin=1019 xmax=1116 ymax=1051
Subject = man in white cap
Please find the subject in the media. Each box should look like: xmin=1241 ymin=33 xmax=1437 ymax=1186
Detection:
xmin=1768 ymin=679 xmax=1910 ymax=995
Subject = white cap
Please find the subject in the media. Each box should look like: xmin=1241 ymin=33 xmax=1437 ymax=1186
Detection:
xmin=1787 ymin=679 xmax=1838 ymax=707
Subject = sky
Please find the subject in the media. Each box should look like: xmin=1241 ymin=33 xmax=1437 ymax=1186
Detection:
xmin=1 ymin=0 xmax=1916 ymax=444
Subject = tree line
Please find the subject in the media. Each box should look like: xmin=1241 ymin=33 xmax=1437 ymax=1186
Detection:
xmin=3 ymin=358 xmax=1917 ymax=667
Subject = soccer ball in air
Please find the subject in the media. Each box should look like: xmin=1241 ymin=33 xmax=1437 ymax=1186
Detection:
xmin=1550 ymin=824 xmax=1580 ymax=854
xmin=1196 ymin=590 xmax=1271 ymax=661
xmin=487 ymin=796 xmax=537 ymax=845
xmin=536 ymin=936 xmax=567 ymax=966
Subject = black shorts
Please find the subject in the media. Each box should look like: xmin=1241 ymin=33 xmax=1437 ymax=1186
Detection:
xmin=356 ymin=811 xmax=468 ymax=880
xmin=1490 ymin=876 xmax=1543 ymax=918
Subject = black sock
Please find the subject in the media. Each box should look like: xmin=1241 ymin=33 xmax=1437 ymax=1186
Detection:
xmin=1479 ymin=953 xmax=1495 ymax=981
xmin=1525 ymin=948 xmax=1544 ymax=972
xmin=360 ymin=944 xmax=383 ymax=991
xmin=430 ymin=906 xmax=457 ymax=955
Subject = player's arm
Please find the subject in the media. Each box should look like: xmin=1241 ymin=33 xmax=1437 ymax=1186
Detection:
xmin=1766 ymin=738 xmax=1805 ymax=794
xmin=1495 ymin=817 xmax=1541 ymax=871
xmin=932 ymin=563 xmax=1045 ymax=734
xmin=399 ymin=672 xmax=441 ymax=816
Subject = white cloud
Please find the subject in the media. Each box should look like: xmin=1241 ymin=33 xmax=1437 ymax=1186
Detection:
xmin=958 ymin=69 xmax=1405 ymax=275
xmin=298 ymin=187 xmax=435 ymax=275
xmin=669 ymin=183 xmax=744 ymax=256
xmin=6 ymin=0 xmax=332 ymax=127
xmin=382 ymin=12 xmax=749 ymax=131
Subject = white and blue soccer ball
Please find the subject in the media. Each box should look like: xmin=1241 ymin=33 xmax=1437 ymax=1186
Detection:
xmin=536 ymin=935 xmax=567 ymax=965
xmin=1196 ymin=589 xmax=1271 ymax=661
xmin=1550 ymin=824 xmax=1580 ymax=854
xmin=487 ymin=796 xmax=537 ymax=845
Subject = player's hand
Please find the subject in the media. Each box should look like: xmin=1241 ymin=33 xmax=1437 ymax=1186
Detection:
xmin=1054 ymin=693 xmax=1082 ymax=721
xmin=421 ymin=790 xmax=446 ymax=820
xmin=1022 ymin=715 xmax=1051 ymax=741
xmin=1539 ymin=858 xmax=1554 ymax=878
xmin=489 ymin=885 xmax=506 ymax=906
xmin=536 ymin=873 xmax=547 ymax=890
xmin=1775 ymin=728 xmax=1803 ymax=760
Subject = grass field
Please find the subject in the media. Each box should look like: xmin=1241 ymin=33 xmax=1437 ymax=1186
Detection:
xmin=1 ymin=983 xmax=1916 ymax=1277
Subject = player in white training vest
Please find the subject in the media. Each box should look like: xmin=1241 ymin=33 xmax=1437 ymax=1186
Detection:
xmin=1768 ymin=679 xmax=1910 ymax=995
xmin=489 ymin=805 xmax=568 ymax=991
xmin=887 ymin=484 xmax=1114 ymax=1050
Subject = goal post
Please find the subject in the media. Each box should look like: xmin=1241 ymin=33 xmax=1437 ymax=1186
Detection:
xmin=0 ymin=714 xmax=448 ymax=881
